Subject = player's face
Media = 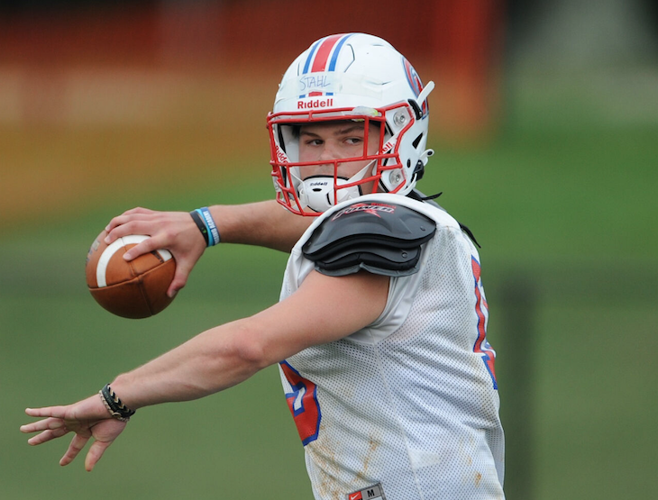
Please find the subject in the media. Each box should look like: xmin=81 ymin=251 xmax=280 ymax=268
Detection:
xmin=297 ymin=121 xmax=380 ymax=193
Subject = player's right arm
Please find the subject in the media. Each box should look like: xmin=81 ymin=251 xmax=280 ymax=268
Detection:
xmin=104 ymin=200 xmax=312 ymax=297
xmin=20 ymin=268 xmax=389 ymax=471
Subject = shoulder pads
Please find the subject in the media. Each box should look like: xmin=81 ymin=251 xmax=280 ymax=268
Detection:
xmin=302 ymin=201 xmax=437 ymax=277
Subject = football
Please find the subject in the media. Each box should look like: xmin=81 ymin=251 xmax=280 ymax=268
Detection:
xmin=85 ymin=230 xmax=176 ymax=319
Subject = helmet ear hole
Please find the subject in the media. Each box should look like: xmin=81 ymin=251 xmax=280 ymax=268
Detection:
xmin=408 ymin=99 xmax=423 ymax=120
xmin=412 ymin=134 xmax=423 ymax=149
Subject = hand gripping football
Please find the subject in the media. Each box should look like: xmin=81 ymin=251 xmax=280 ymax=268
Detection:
xmin=85 ymin=230 xmax=176 ymax=319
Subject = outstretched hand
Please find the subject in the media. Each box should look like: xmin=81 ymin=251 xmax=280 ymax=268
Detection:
xmin=20 ymin=394 xmax=127 ymax=471
xmin=104 ymin=207 xmax=207 ymax=297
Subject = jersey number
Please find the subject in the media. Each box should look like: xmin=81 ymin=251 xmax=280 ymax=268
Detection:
xmin=471 ymin=257 xmax=498 ymax=389
xmin=280 ymin=361 xmax=322 ymax=445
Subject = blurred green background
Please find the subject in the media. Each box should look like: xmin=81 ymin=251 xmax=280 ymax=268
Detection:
xmin=2 ymin=1 xmax=657 ymax=499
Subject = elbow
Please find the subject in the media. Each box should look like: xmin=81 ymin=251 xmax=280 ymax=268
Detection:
xmin=231 ymin=320 xmax=272 ymax=372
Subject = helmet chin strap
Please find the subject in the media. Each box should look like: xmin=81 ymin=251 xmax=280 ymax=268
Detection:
xmin=296 ymin=162 xmax=375 ymax=213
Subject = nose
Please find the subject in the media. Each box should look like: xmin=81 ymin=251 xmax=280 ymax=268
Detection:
xmin=310 ymin=144 xmax=342 ymax=176
xmin=318 ymin=143 xmax=341 ymax=163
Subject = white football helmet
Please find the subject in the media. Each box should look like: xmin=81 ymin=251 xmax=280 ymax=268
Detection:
xmin=267 ymin=33 xmax=434 ymax=215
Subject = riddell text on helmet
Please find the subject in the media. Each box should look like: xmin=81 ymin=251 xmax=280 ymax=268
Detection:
xmin=298 ymin=98 xmax=334 ymax=109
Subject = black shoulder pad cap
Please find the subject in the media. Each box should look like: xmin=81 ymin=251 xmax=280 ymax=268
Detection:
xmin=302 ymin=201 xmax=437 ymax=277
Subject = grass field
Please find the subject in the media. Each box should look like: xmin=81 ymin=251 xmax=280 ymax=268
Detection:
xmin=1 ymin=71 xmax=657 ymax=499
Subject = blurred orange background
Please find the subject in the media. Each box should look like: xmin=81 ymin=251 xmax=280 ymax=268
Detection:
xmin=0 ymin=0 xmax=505 ymax=229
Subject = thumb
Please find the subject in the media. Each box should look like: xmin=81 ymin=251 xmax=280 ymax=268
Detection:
xmin=167 ymin=264 xmax=191 ymax=298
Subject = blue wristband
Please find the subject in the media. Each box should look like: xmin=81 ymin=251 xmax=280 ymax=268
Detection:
xmin=195 ymin=207 xmax=220 ymax=246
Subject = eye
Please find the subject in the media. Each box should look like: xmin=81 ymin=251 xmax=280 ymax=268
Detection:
xmin=345 ymin=136 xmax=363 ymax=146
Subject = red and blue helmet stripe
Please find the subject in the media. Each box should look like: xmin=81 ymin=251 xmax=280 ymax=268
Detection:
xmin=299 ymin=33 xmax=354 ymax=98
xmin=403 ymin=57 xmax=429 ymax=116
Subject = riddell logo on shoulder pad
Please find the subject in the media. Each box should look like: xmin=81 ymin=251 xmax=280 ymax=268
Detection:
xmin=298 ymin=98 xmax=333 ymax=109
xmin=331 ymin=203 xmax=395 ymax=221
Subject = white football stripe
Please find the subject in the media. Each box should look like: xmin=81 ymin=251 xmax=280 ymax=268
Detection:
xmin=96 ymin=235 xmax=172 ymax=287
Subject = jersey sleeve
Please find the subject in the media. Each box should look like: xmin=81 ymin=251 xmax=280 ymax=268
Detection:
xmin=301 ymin=200 xmax=436 ymax=277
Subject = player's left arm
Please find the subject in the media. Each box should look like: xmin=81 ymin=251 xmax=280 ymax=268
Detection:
xmin=21 ymin=269 xmax=388 ymax=468
xmin=104 ymin=202 xmax=312 ymax=297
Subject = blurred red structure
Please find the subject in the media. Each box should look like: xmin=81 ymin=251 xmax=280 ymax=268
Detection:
xmin=0 ymin=0 xmax=505 ymax=138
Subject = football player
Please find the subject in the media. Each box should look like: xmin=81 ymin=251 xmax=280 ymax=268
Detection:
xmin=21 ymin=33 xmax=505 ymax=499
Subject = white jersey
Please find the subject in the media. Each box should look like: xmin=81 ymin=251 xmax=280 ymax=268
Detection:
xmin=278 ymin=194 xmax=505 ymax=500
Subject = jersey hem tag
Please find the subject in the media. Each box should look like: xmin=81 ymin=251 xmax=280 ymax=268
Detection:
xmin=346 ymin=482 xmax=386 ymax=500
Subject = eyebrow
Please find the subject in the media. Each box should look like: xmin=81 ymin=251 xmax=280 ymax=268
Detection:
xmin=300 ymin=123 xmax=365 ymax=138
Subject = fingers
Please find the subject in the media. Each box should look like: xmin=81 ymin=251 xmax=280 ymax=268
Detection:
xmin=22 ymin=399 xmax=123 ymax=471
xmin=56 ymin=428 xmax=110 ymax=470
xmin=103 ymin=210 xmax=182 ymax=258
xmin=26 ymin=426 xmax=70 ymax=446
xmin=84 ymin=439 xmax=113 ymax=472
xmin=105 ymin=220 xmax=153 ymax=245
xmin=122 ymin=237 xmax=161 ymax=261
xmin=22 ymin=409 xmax=71 ymax=444
xmin=24 ymin=406 xmax=69 ymax=419
xmin=104 ymin=207 xmax=156 ymax=242
xmin=21 ymin=414 xmax=71 ymax=446
xmin=21 ymin=415 xmax=62 ymax=433
xmin=60 ymin=433 xmax=90 ymax=467
xmin=105 ymin=207 xmax=152 ymax=230
xmin=122 ymin=231 xmax=184 ymax=261
xmin=102 ymin=209 xmax=206 ymax=288
xmin=105 ymin=217 xmax=165 ymax=261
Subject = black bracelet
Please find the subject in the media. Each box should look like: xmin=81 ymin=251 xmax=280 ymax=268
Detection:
xmin=189 ymin=210 xmax=210 ymax=246
xmin=99 ymin=384 xmax=136 ymax=422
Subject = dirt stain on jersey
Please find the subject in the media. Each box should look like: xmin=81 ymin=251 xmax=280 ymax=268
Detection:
xmin=307 ymin=430 xmax=342 ymax=500
xmin=355 ymin=434 xmax=381 ymax=483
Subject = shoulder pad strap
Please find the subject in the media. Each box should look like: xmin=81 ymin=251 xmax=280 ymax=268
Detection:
xmin=302 ymin=201 xmax=436 ymax=277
